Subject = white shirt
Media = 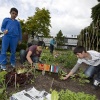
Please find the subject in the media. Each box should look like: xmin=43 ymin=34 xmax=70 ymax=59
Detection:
xmin=77 ymin=50 xmax=100 ymax=66
xmin=71 ymin=50 xmax=100 ymax=73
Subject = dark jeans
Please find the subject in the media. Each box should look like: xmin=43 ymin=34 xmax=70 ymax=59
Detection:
xmin=20 ymin=49 xmax=39 ymax=64
xmin=84 ymin=64 xmax=100 ymax=78
xmin=50 ymin=44 xmax=54 ymax=54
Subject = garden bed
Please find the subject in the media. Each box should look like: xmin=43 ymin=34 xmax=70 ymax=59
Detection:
xmin=2 ymin=50 xmax=100 ymax=99
xmin=6 ymin=63 xmax=100 ymax=100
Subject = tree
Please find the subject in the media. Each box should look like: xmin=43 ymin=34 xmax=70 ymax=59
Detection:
xmin=56 ymin=30 xmax=64 ymax=45
xmin=91 ymin=3 xmax=100 ymax=23
xmin=25 ymin=7 xmax=51 ymax=37
xmin=18 ymin=19 xmax=26 ymax=33
xmin=78 ymin=2 xmax=100 ymax=51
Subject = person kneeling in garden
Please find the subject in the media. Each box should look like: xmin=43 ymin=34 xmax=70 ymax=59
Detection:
xmin=20 ymin=41 xmax=42 ymax=66
xmin=63 ymin=46 xmax=100 ymax=84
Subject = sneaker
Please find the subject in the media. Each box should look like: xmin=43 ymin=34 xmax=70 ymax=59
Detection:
xmin=1 ymin=65 xmax=6 ymax=71
xmin=11 ymin=63 xmax=15 ymax=68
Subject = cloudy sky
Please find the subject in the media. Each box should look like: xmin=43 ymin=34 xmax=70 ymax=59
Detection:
xmin=0 ymin=0 xmax=98 ymax=37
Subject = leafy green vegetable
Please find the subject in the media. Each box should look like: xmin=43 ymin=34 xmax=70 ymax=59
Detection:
xmin=51 ymin=90 xmax=59 ymax=100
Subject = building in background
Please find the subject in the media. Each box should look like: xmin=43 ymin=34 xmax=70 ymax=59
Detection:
xmin=27 ymin=34 xmax=78 ymax=50
xmin=57 ymin=36 xmax=78 ymax=50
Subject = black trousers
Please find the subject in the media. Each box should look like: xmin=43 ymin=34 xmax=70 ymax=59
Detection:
xmin=50 ymin=44 xmax=54 ymax=54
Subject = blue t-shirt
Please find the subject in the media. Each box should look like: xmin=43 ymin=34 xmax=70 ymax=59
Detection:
xmin=50 ymin=39 xmax=56 ymax=45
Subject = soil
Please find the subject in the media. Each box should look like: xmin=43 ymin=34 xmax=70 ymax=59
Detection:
xmin=6 ymin=60 xmax=100 ymax=100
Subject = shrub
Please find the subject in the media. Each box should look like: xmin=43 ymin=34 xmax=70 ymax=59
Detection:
xmin=16 ymin=43 xmax=27 ymax=52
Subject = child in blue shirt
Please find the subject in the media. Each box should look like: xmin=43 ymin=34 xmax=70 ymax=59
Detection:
xmin=50 ymin=38 xmax=56 ymax=54
xmin=0 ymin=7 xmax=22 ymax=70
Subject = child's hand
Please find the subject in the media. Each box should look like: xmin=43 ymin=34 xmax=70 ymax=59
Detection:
xmin=31 ymin=63 xmax=36 ymax=68
xmin=62 ymin=75 xmax=69 ymax=80
xmin=4 ymin=30 xmax=8 ymax=34
xmin=18 ymin=41 xmax=22 ymax=44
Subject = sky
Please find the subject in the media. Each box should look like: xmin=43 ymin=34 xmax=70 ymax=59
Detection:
xmin=0 ymin=0 xmax=98 ymax=37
